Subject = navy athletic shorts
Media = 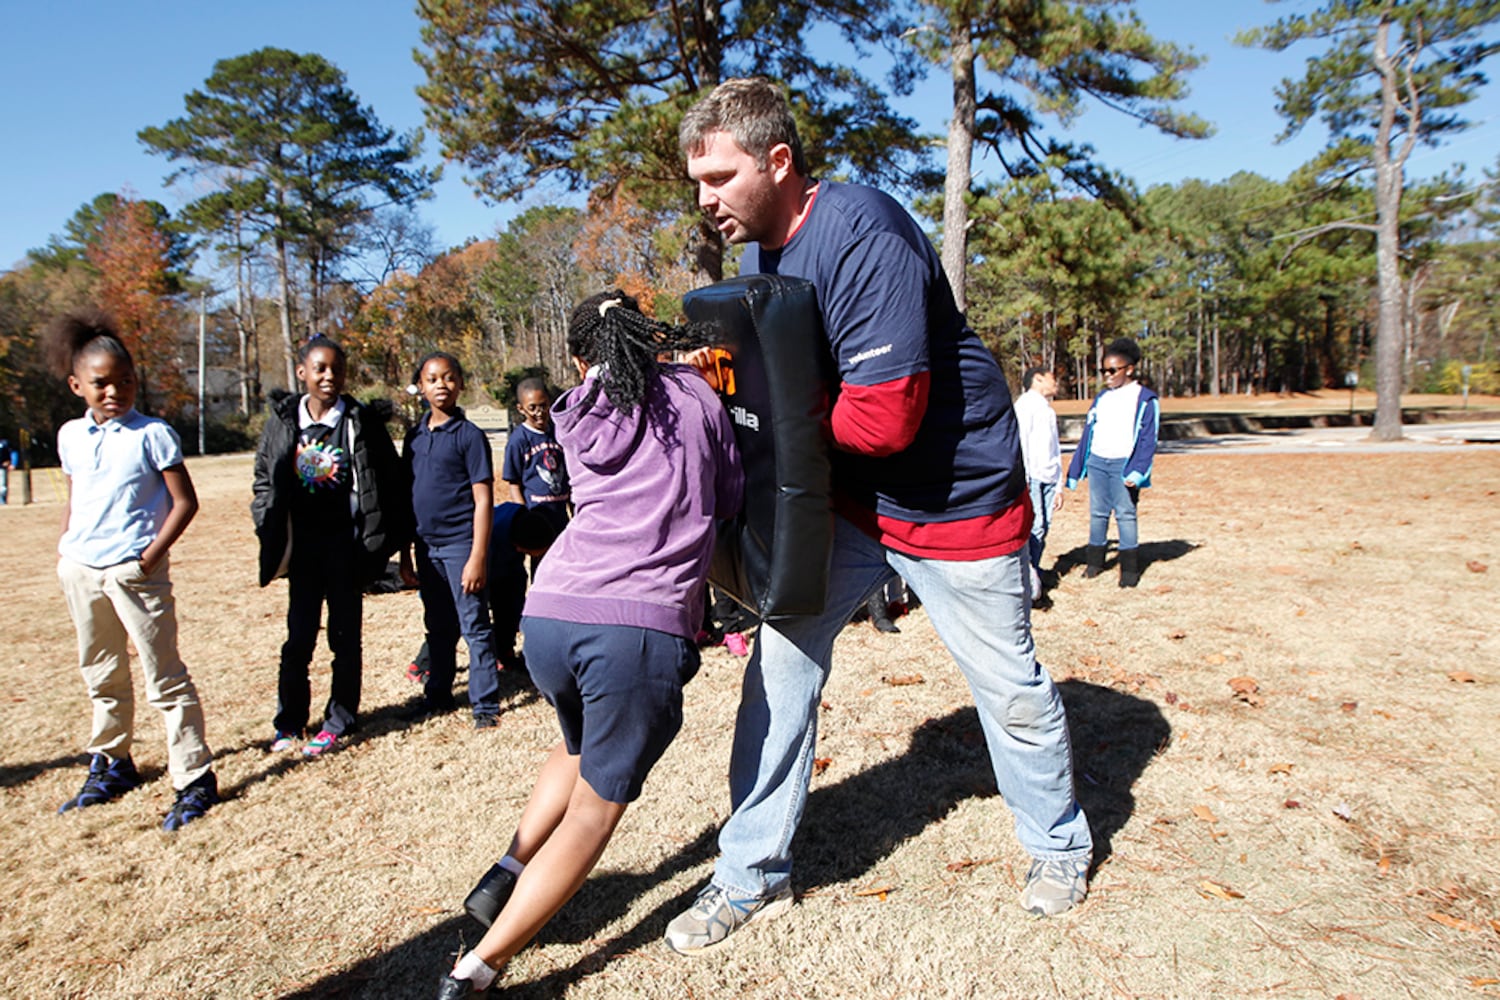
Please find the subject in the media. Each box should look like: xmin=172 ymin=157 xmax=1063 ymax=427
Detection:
xmin=520 ymin=616 xmax=701 ymax=803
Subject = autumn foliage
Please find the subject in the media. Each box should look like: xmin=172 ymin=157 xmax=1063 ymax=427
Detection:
xmin=86 ymin=197 xmax=190 ymax=417
xmin=346 ymin=240 xmax=501 ymax=389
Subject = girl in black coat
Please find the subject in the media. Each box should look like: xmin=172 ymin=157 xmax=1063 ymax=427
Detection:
xmin=251 ymin=336 xmax=410 ymax=756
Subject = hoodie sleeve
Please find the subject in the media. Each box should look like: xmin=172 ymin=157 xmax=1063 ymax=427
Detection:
xmin=1123 ymin=392 xmax=1160 ymax=488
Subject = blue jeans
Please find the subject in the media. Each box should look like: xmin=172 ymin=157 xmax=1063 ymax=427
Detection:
xmin=713 ymin=516 xmax=1092 ymax=898
xmin=1027 ymin=479 xmax=1059 ymax=572
xmin=1086 ymin=456 xmax=1139 ymax=551
xmin=417 ymin=539 xmax=500 ymax=715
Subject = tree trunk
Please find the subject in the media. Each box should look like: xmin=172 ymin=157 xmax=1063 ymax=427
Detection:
xmin=308 ymin=253 xmax=322 ymax=338
xmin=236 ymin=262 xmax=251 ymax=415
xmin=233 ymin=215 xmax=252 ymax=415
xmin=1370 ymin=16 xmax=1409 ymax=441
xmin=1372 ymin=182 xmax=1404 ymax=437
xmin=692 ymin=217 xmax=723 ymax=284
xmin=942 ymin=19 xmax=977 ymax=313
xmin=1194 ymin=301 xmax=1203 ymax=397
xmin=274 ymin=233 xmax=296 ymax=391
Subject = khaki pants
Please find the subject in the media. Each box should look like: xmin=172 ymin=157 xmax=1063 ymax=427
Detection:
xmin=57 ymin=556 xmax=212 ymax=789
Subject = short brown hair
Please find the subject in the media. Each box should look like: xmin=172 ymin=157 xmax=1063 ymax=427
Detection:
xmin=679 ymin=77 xmax=808 ymax=175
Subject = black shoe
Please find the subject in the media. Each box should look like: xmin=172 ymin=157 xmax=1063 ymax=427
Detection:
xmin=1118 ymin=548 xmax=1141 ymax=588
xmin=464 ymin=862 xmax=519 ymax=927
xmin=163 ymin=771 xmax=219 ymax=831
xmin=865 ymin=593 xmax=899 ymax=633
xmin=58 ymin=754 xmax=141 ymax=813
xmin=1084 ymin=545 xmax=1107 ymax=579
xmin=473 ymin=713 xmax=499 ymax=730
xmin=436 ymin=974 xmax=486 ymax=999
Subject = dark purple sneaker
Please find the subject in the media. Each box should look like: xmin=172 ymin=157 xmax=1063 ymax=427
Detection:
xmin=163 ymin=771 xmax=219 ymax=832
xmin=58 ymin=754 xmax=141 ymax=814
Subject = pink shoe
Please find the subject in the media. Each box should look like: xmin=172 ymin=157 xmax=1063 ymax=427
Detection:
xmin=303 ymin=730 xmax=338 ymax=757
xmin=723 ymin=632 xmax=750 ymax=657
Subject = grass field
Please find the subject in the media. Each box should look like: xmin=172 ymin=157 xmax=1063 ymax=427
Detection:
xmin=2 ymin=440 xmax=1497 ymax=999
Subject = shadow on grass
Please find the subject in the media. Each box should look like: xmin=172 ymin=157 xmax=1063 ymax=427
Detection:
xmin=0 ymin=751 xmax=91 ymax=790
xmin=795 ymin=682 xmax=1166 ymax=885
xmin=10 ymin=670 xmax=547 ymax=801
xmin=276 ymin=826 xmax=721 ymax=1000
xmin=215 ymin=676 xmax=545 ymax=804
xmin=1058 ymin=680 xmax=1170 ymax=866
xmin=279 ymin=686 xmax=1166 ymax=998
xmin=1053 ymin=538 xmax=1200 ymax=585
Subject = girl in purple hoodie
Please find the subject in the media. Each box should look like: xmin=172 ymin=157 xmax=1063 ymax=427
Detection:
xmin=438 ymin=291 xmax=743 ymax=999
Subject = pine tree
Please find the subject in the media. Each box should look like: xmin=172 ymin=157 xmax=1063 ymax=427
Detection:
xmin=1240 ymin=0 xmax=1500 ymax=439
xmin=140 ymin=48 xmax=436 ymax=389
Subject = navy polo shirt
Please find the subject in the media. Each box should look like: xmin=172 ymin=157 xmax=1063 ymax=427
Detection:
xmin=405 ymin=409 xmax=494 ymax=547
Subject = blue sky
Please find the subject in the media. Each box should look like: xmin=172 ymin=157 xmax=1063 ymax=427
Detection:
xmin=2 ymin=1 xmax=1496 ymax=274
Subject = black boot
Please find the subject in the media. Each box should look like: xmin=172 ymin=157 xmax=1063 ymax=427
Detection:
xmin=866 ymin=592 xmax=900 ymax=633
xmin=1118 ymin=548 xmax=1141 ymax=588
xmin=1084 ymin=545 xmax=1106 ymax=579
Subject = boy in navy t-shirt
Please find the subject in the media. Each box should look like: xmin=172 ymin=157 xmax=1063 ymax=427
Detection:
xmin=501 ymin=377 xmax=570 ymax=524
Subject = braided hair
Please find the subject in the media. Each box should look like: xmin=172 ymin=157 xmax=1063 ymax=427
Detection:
xmin=567 ymin=291 xmax=720 ymax=413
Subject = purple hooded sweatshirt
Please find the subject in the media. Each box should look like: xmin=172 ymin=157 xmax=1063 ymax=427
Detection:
xmin=524 ymin=365 xmax=743 ymax=640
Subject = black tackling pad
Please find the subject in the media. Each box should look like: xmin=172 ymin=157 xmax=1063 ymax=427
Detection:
xmin=683 ymin=275 xmax=835 ymax=619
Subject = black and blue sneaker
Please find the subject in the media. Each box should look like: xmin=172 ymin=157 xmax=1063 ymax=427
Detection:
xmin=58 ymin=753 xmax=141 ymax=814
xmin=162 ymin=771 xmax=219 ymax=831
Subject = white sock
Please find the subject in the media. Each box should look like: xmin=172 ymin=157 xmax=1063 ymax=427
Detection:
xmin=498 ymin=854 xmax=525 ymax=876
xmin=452 ymin=951 xmax=498 ymax=991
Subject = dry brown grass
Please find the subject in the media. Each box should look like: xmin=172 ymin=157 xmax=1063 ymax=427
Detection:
xmin=2 ymin=446 xmax=1498 ymax=999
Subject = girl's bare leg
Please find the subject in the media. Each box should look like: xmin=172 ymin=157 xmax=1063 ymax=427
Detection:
xmin=467 ymin=756 xmax=628 ymax=971
xmin=506 ymin=742 xmax=581 ymax=863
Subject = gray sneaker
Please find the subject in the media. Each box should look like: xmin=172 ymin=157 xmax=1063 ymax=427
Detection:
xmin=664 ymin=882 xmax=794 ymax=955
xmin=1020 ymin=856 xmax=1090 ymax=916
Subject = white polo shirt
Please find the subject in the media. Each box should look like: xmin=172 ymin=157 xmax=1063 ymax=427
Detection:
xmin=58 ymin=408 xmax=183 ymax=568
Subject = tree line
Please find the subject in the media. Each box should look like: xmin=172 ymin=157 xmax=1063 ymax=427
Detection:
xmin=3 ymin=0 xmax=1498 ymax=461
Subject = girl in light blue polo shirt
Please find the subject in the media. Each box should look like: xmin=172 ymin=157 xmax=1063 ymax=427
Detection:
xmin=46 ymin=309 xmax=218 ymax=831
